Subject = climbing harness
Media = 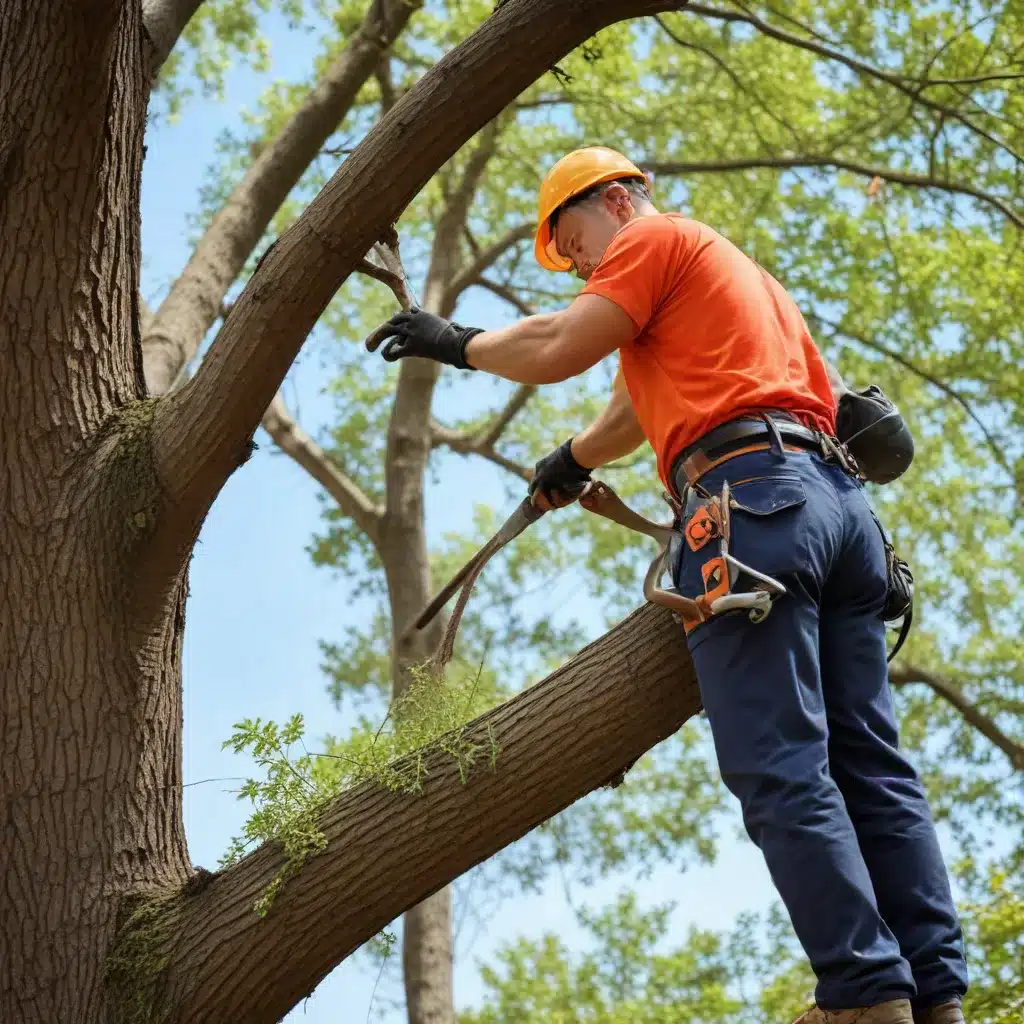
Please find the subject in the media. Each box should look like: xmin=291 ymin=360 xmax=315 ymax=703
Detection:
xmin=413 ymin=477 xmax=788 ymax=669
xmin=415 ymin=409 xmax=914 ymax=668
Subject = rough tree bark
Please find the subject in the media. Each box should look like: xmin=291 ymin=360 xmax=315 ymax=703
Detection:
xmin=0 ymin=1 xmax=192 ymax=1020
xmin=0 ymin=1 xmax=693 ymax=1021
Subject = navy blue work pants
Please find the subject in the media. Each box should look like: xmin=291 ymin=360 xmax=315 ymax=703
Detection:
xmin=672 ymin=446 xmax=968 ymax=1010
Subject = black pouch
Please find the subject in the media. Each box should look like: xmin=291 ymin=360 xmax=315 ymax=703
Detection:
xmin=872 ymin=512 xmax=914 ymax=662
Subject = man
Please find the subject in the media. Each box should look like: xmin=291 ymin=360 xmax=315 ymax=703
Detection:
xmin=366 ymin=146 xmax=968 ymax=1024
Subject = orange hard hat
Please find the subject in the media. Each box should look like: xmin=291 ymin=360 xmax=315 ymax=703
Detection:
xmin=534 ymin=146 xmax=648 ymax=272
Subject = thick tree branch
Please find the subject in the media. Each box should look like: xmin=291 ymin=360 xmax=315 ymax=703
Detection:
xmin=163 ymin=603 xmax=702 ymax=1023
xmin=262 ymin=394 xmax=384 ymax=547
xmin=680 ymin=4 xmax=1024 ymax=165
xmin=142 ymin=0 xmax=204 ymax=76
xmin=647 ymin=156 xmax=1023 ymax=230
xmin=142 ymin=0 xmax=419 ymax=396
xmin=150 ymin=0 xmax=692 ymax=539
xmin=889 ymin=665 xmax=1024 ymax=772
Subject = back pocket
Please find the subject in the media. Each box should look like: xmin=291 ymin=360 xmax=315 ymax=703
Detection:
xmin=727 ymin=473 xmax=807 ymax=516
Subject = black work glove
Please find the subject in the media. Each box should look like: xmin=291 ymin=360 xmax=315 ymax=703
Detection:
xmin=364 ymin=307 xmax=482 ymax=370
xmin=529 ymin=439 xmax=592 ymax=507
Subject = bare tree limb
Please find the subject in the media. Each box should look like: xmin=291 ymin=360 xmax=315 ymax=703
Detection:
xmin=432 ymin=422 xmax=533 ymax=481
xmin=142 ymin=0 xmax=419 ymax=396
xmin=262 ymin=394 xmax=384 ymax=547
xmin=647 ymin=156 xmax=1023 ymax=230
xmin=473 ymin=275 xmax=538 ymax=318
xmin=424 ymin=117 xmax=508 ymax=311
xmin=444 ymin=223 xmax=533 ymax=308
xmin=162 ymin=603 xmax=702 ymax=1023
xmin=889 ymin=665 xmax=1024 ymax=772
xmin=679 ymin=4 xmax=1024 ymax=165
xmin=141 ymin=0 xmax=204 ymax=76
xmin=477 ymin=384 xmax=537 ymax=449
xmin=433 ymin=279 xmax=539 ymax=477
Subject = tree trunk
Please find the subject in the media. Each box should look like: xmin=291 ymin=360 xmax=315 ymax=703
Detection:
xmin=0 ymin=2 xmax=704 ymax=1020
xmin=0 ymin=2 xmax=192 ymax=1020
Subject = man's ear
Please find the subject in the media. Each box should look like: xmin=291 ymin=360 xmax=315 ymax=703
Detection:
xmin=603 ymin=182 xmax=634 ymax=220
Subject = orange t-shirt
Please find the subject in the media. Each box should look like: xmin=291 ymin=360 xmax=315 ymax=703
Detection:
xmin=581 ymin=213 xmax=837 ymax=490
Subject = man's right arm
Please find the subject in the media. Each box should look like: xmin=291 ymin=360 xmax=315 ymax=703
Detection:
xmin=528 ymin=365 xmax=648 ymax=510
xmin=570 ymin=365 xmax=646 ymax=468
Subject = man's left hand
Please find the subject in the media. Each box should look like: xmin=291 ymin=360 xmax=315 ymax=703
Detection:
xmin=365 ymin=307 xmax=481 ymax=369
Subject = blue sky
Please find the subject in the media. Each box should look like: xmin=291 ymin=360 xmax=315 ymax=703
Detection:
xmin=140 ymin=12 xmax=972 ymax=1023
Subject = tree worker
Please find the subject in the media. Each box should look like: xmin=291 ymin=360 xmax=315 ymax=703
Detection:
xmin=365 ymin=146 xmax=969 ymax=1024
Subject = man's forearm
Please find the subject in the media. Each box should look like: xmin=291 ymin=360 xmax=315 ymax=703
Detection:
xmin=570 ymin=375 xmax=647 ymax=468
xmin=464 ymin=293 xmax=638 ymax=385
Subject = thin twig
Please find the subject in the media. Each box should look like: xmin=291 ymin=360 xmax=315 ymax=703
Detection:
xmin=679 ymin=4 xmax=1024 ymax=165
xmin=814 ymin=316 xmax=1013 ymax=476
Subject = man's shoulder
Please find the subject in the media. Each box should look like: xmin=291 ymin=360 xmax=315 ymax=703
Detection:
xmin=614 ymin=212 xmax=708 ymax=246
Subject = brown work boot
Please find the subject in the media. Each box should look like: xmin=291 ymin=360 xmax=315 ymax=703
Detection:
xmin=913 ymin=1002 xmax=965 ymax=1024
xmin=792 ymin=999 xmax=914 ymax=1023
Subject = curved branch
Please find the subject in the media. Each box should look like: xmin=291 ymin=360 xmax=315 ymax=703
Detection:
xmin=444 ymin=223 xmax=534 ymax=307
xmin=163 ymin=603 xmax=702 ymax=1022
xmin=889 ymin=665 xmax=1024 ymax=772
xmin=432 ymin=420 xmax=532 ymax=481
xmin=435 ymin=278 xmax=539 ymax=475
xmin=647 ymin=156 xmax=1023 ymax=230
xmin=142 ymin=0 xmax=418 ymax=396
xmin=679 ymin=4 xmax=1024 ymax=165
xmin=262 ymin=394 xmax=383 ymax=547
xmin=477 ymin=384 xmax=537 ymax=449
xmin=813 ymin=315 xmax=1013 ymax=477
xmin=475 ymin=275 xmax=542 ymax=319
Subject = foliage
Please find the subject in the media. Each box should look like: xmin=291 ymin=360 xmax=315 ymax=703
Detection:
xmin=460 ymin=875 xmax=1024 ymax=1024
xmin=457 ymin=892 xmax=813 ymax=1024
xmin=960 ymin=862 xmax=1024 ymax=1023
xmin=219 ymin=662 xmax=501 ymax=915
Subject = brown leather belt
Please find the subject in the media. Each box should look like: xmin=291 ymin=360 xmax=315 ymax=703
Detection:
xmin=670 ymin=412 xmax=825 ymax=494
